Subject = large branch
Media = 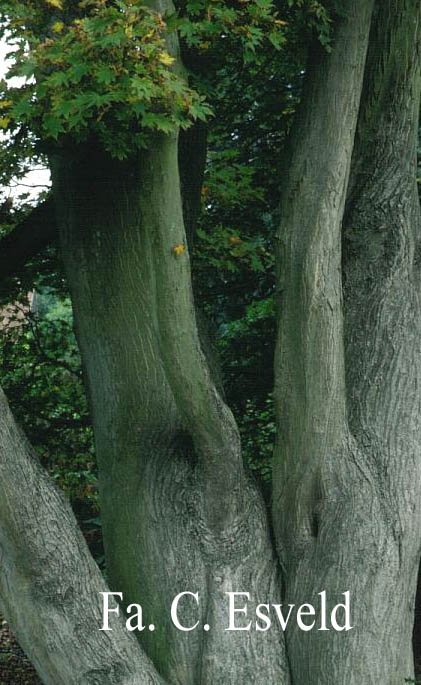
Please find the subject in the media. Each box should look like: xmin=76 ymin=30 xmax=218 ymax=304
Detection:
xmin=133 ymin=0 xmax=245 ymax=534
xmin=139 ymin=133 xmax=246 ymax=533
xmin=0 ymin=386 xmax=166 ymax=685
xmin=272 ymin=0 xmax=374 ymax=556
xmin=0 ymin=197 xmax=57 ymax=284
xmin=343 ymin=0 xmax=421 ymax=515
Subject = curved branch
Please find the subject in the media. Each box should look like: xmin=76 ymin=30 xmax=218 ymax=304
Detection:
xmin=272 ymin=0 xmax=375 ymax=553
xmin=0 ymin=386 xmax=166 ymax=685
xmin=139 ymin=133 xmax=245 ymax=533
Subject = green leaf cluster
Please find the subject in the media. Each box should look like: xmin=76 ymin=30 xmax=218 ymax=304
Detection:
xmin=171 ymin=0 xmax=288 ymax=63
xmin=0 ymin=0 xmax=211 ymax=158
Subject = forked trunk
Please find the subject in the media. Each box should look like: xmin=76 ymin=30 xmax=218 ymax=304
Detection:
xmin=273 ymin=1 xmax=421 ymax=683
xmin=1 ymin=0 xmax=420 ymax=683
xmin=50 ymin=135 xmax=289 ymax=683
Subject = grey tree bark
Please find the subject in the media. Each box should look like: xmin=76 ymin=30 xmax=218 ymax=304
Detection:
xmin=273 ymin=1 xmax=421 ymax=683
xmin=1 ymin=0 xmax=420 ymax=683
xmin=0 ymin=387 xmax=166 ymax=685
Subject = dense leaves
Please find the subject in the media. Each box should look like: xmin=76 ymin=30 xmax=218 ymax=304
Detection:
xmin=0 ymin=0 xmax=212 ymax=158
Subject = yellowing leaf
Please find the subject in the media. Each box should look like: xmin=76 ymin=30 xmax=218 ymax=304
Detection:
xmin=0 ymin=117 xmax=11 ymax=129
xmin=158 ymin=52 xmax=175 ymax=66
xmin=274 ymin=19 xmax=288 ymax=26
xmin=52 ymin=21 xmax=65 ymax=33
xmin=0 ymin=101 xmax=13 ymax=110
xmin=172 ymin=243 xmax=186 ymax=256
xmin=45 ymin=0 xmax=63 ymax=8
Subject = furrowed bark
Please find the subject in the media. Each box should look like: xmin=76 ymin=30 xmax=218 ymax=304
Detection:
xmin=0 ymin=386 xmax=166 ymax=685
xmin=273 ymin=0 xmax=421 ymax=683
xmin=273 ymin=0 xmax=374 ymax=554
xmin=51 ymin=137 xmax=289 ymax=684
xmin=48 ymin=8 xmax=288 ymax=679
xmin=272 ymin=0 xmax=380 ymax=683
xmin=342 ymin=0 xmax=421 ymax=680
xmin=0 ymin=198 xmax=56 ymax=285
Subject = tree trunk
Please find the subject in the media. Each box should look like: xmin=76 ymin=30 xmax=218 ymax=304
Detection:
xmin=49 ymin=132 xmax=289 ymax=684
xmin=273 ymin=1 xmax=421 ymax=683
xmin=1 ymin=0 xmax=420 ymax=683
xmin=0 ymin=387 xmax=165 ymax=685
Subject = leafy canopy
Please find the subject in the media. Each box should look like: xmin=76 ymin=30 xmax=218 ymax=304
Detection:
xmin=0 ymin=0 xmax=213 ymax=158
xmin=0 ymin=0 xmax=296 ymax=159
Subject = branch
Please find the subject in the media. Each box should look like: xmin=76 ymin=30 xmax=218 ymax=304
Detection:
xmin=272 ymin=0 xmax=375 ymax=554
xmin=140 ymin=133 xmax=246 ymax=533
xmin=343 ymin=0 xmax=421 ymax=482
xmin=0 ymin=197 xmax=57 ymax=285
xmin=0 ymin=387 xmax=166 ymax=685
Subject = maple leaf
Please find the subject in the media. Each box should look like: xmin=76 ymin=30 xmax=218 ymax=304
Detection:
xmin=52 ymin=21 xmax=65 ymax=33
xmin=172 ymin=243 xmax=186 ymax=256
xmin=158 ymin=52 xmax=175 ymax=66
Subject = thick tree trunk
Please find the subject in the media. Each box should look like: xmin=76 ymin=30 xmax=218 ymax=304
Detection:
xmin=49 ymin=133 xmax=289 ymax=683
xmin=273 ymin=1 xmax=421 ymax=683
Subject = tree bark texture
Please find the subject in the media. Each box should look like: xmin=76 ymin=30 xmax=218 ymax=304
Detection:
xmin=273 ymin=1 xmax=421 ymax=683
xmin=1 ymin=0 xmax=420 ymax=683
xmin=49 ymin=132 xmax=288 ymax=683
xmin=0 ymin=387 xmax=165 ymax=685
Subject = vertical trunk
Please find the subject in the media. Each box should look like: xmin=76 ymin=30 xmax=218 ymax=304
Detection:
xmin=273 ymin=0 xmax=421 ymax=683
xmin=50 ymin=132 xmax=289 ymax=683
xmin=273 ymin=0 xmax=373 ymax=551
xmin=342 ymin=0 xmax=421 ymax=678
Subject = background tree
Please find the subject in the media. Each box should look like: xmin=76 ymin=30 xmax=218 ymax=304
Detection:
xmin=0 ymin=0 xmax=420 ymax=683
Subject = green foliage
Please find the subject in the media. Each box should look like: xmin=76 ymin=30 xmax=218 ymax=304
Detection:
xmin=0 ymin=290 xmax=102 ymax=558
xmin=0 ymin=0 xmax=338 ymax=162
xmin=239 ymin=395 xmax=275 ymax=487
xmin=188 ymin=24 xmax=305 ymax=487
xmin=170 ymin=0 xmax=288 ymax=63
xmin=0 ymin=0 xmax=299 ymax=162
xmin=1 ymin=0 xmax=212 ymax=159
xmin=0 ymin=294 xmax=94 ymax=502
xmin=195 ymin=226 xmax=273 ymax=274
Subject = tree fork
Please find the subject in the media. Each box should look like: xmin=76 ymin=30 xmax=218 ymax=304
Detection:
xmin=273 ymin=0 xmax=421 ymax=682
